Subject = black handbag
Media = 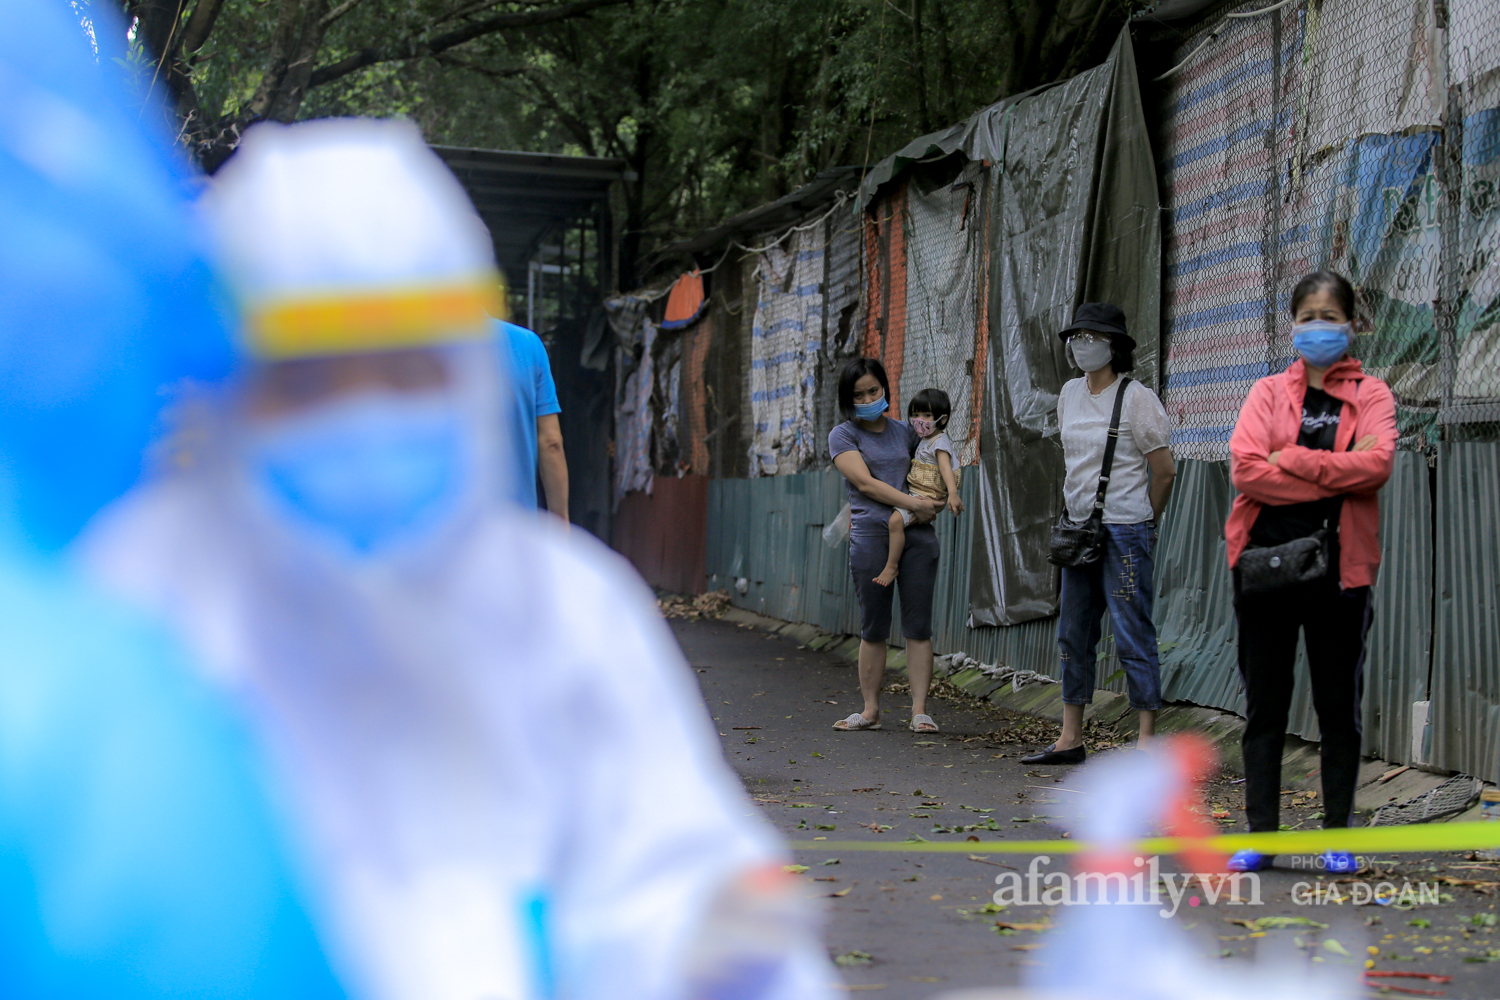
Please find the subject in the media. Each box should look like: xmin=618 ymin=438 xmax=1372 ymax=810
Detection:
xmin=1237 ymin=390 xmax=1359 ymax=595
xmin=1048 ymin=376 xmax=1132 ymax=568
xmin=1237 ymin=527 xmax=1333 ymax=595
xmin=1236 ymin=377 xmax=1368 ymax=593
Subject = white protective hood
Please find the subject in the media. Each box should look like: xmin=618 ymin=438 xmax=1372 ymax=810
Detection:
xmin=82 ymin=362 xmax=835 ymax=1000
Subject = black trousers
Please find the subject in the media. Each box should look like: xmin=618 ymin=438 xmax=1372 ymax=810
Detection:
xmin=1234 ymin=571 xmax=1372 ymax=833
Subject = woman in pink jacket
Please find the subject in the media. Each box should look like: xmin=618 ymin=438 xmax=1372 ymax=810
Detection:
xmin=1223 ymin=270 xmax=1397 ymax=875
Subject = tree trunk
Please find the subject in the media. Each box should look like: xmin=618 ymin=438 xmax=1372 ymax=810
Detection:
xmin=245 ymin=0 xmax=333 ymax=123
xmin=929 ymin=0 xmax=959 ymax=125
xmin=129 ymin=0 xmax=183 ymax=72
xmin=616 ymin=51 xmax=656 ymax=290
xmin=912 ymin=0 xmax=932 ymax=135
xmin=181 ymin=0 xmax=226 ymax=53
xmin=264 ymin=0 xmax=334 ymax=122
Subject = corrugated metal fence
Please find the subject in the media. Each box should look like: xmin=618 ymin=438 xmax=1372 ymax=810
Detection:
xmin=1432 ymin=444 xmax=1500 ymax=783
xmin=703 ymin=450 xmax=1457 ymax=771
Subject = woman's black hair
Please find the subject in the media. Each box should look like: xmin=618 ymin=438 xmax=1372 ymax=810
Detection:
xmin=837 ymin=357 xmax=891 ymax=420
xmin=1290 ymin=269 xmax=1356 ymax=320
xmin=907 ymin=387 xmax=952 ymax=429
xmin=1109 ymin=335 xmax=1136 ymax=374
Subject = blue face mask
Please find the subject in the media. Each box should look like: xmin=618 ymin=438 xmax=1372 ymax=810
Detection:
xmin=249 ymin=393 xmax=469 ymax=556
xmin=1291 ymin=320 xmax=1351 ymax=368
xmin=853 ymin=395 xmax=888 ymax=421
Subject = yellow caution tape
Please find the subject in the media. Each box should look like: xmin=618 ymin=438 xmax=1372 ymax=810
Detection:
xmin=791 ymin=822 xmax=1500 ymax=857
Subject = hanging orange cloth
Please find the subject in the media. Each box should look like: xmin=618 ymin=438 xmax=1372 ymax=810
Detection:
xmin=660 ymin=269 xmax=705 ymax=329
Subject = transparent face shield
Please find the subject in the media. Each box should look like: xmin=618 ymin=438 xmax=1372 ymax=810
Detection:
xmin=160 ymin=338 xmax=539 ymax=999
xmin=226 ymin=339 xmax=512 ymax=570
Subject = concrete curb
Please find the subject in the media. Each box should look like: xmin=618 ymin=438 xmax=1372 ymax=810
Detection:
xmin=715 ymin=606 xmax=1496 ymax=825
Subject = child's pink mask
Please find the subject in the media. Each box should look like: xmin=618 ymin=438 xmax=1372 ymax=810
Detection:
xmin=911 ymin=417 xmax=936 ymax=438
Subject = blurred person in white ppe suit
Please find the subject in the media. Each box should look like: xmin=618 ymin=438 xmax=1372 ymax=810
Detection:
xmin=83 ymin=118 xmax=836 ymax=1000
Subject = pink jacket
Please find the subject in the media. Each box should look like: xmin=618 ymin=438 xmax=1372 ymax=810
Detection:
xmin=1226 ymin=357 xmax=1398 ymax=590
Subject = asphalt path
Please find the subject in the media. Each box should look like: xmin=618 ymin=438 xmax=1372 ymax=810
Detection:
xmin=670 ymin=616 xmax=1500 ymax=999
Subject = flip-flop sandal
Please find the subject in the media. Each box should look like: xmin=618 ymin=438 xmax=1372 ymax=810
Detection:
xmin=908 ymin=714 xmax=940 ymax=733
xmin=832 ymin=713 xmax=881 ymax=731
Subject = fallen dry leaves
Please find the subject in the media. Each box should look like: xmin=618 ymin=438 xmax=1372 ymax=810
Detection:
xmin=658 ymin=590 xmax=732 ymax=620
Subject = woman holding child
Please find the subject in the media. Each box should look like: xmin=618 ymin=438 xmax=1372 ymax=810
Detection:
xmin=828 ymin=358 xmax=961 ymax=735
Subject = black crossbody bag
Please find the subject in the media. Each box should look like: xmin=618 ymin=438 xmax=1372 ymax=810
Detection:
xmin=1237 ymin=521 xmax=1334 ymax=595
xmin=1048 ymin=376 xmax=1132 ymax=568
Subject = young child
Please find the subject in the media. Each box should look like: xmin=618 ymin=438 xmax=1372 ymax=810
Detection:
xmin=875 ymin=388 xmax=964 ymax=587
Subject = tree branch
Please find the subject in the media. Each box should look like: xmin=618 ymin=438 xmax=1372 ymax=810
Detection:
xmin=180 ymin=0 xmax=226 ymax=54
xmin=320 ymin=0 xmax=373 ymax=29
xmin=438 ymin=0 xmax=560 ymax=24
xmin=246 ymin=0 xmax=307 ymax=118
xmin=265 ymin=0 xmax=335 ymax=121
xmin=307 ymin=0 xmax=629 ymax=88
xmin=432 ymin=52 xmax=531 ymax=80
xmin=517 ymin=70 xmax=601 ymax=156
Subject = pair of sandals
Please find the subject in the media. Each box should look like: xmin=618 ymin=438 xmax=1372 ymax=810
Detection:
xmin=832 ymin=713 xmax=939 ymax=733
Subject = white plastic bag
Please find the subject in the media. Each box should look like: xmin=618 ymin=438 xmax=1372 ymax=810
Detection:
xmin=821 ymin=503 xmax=851 ymax=548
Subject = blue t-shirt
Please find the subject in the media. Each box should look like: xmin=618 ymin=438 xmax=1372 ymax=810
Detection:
xmin=496 ymin=321 xmax=562 ymax=509
xmin=828 ymin=418 xmax=918 ymax=536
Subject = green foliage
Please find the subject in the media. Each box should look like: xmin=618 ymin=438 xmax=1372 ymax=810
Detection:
xmin=127 ymin=0 xmax=1144 ymax=283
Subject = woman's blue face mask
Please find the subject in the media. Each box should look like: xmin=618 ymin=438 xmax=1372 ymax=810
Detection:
xmin=1291 ymin=320 xmax=1351 ymax=368
xmin=248 ymin=391 xmax=469 ymax=556
xmin=853 ymin=394 xmax=888 ymax=421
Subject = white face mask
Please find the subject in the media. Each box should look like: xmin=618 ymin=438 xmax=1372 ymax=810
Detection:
xmin=1069 ymin=336 xmax=1113 ymax=373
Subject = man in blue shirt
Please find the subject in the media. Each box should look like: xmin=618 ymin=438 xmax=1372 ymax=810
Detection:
xmin=496 ymin=319 xmax=569 ymax=521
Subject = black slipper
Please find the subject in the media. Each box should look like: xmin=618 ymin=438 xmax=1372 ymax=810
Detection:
xmin=1020 ymin=742 xmax=1086 ymax=765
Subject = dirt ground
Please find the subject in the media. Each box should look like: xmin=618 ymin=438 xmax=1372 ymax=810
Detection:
xmin=670 ymin=616 xmax=1500 ymax=999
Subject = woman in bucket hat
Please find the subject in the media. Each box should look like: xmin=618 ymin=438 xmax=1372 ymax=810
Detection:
xmin=1024 ymin=303 xmax=1176 ymax=766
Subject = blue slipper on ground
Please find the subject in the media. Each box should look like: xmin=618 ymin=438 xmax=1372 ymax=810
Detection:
xmin=1227 ymin=849 xmax=1274 ymax=872
xmin=1321 ymin=850 xmax=1359 ymax=874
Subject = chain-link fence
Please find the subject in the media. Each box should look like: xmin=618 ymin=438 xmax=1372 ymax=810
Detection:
xmin=1159 ymin=0 xmax=1500 ymax=458
xmin=608 ymin=1 xmax=1500 ymax=780
xmin=858 ymin=164 xmax=991 ymax=469
xmin=613 ymin=156 xmax=991 ymax=488
xmin=899 ymin=159 xmax=989 ymax=465
xmin=1447 ymin=3 xmax=1500 ymax=434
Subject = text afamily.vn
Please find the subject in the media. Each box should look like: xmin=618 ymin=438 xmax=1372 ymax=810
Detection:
xmin=992 ymin=857 xmax=1261 ymax=918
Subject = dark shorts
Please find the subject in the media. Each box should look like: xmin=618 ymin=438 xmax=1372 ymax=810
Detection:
xmin=848 ymin=524 xmax=940 ymax=642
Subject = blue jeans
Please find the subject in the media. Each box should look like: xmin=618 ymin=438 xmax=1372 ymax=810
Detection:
xmin=1057 ymin=521 xmax=1162 ymax=711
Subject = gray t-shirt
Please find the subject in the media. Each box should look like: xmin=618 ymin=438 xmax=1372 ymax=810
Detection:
xmin=828 ymin=418 xmax=918 ymax=536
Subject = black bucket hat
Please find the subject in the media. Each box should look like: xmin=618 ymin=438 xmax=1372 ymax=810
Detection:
xmin=1059 ymin=302 xmax=1136 ymax=350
